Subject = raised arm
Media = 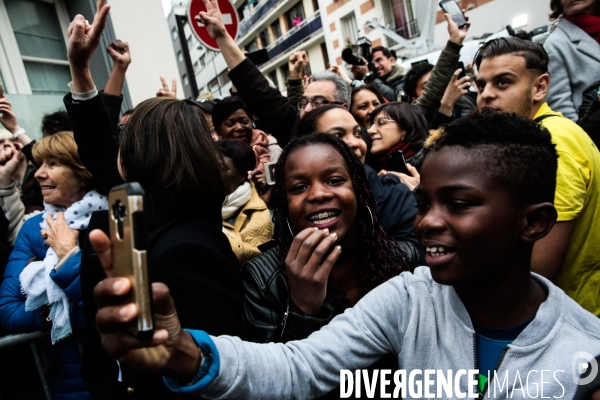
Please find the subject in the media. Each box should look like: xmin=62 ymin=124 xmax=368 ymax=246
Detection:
xmin=196 ymin=0 xmax=298 ymax=145
xmin=413 ymin=13 xmax=470 ymax=122
xmin=64 ymin=0 xmax=123 ymax=189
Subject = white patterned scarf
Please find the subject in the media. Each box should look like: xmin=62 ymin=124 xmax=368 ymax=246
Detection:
xmin=19 ymin=190 xmax=108 ymax=344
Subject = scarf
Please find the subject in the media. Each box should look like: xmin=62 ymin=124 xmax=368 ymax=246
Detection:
xmin=222 ymin=181 xmax=252 ymax=220
xmin=563 ymin=14 xmax=600 ymax=44
xmin=19 ymin=190 xmax=108 ymax=344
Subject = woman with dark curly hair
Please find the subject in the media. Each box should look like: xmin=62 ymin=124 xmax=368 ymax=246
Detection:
xmin=242 ymin=133 xmax=405 ymax=342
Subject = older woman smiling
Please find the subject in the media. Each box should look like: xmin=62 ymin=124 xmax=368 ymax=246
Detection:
xmin=0 ymin=132 xmax=106 ymax=400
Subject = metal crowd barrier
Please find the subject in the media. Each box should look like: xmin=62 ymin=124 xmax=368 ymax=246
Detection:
xmin=0 ymin=330 xmax=53 ymax=400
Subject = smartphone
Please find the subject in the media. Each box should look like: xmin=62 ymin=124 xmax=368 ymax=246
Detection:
xmin=457 ymin=61 xmax=466 ymax=80
xmin=247 ymin=48 xmax=270 ymax=65
xmin=108 ymin=182 xmax=154 ymax=340
xmin=439 ymin=0 xmax=468 ymax=28
xmin=264 ymin=161 xmax=276 ymax=185
xmin=386 ymin=150 xmax=410 ymax=175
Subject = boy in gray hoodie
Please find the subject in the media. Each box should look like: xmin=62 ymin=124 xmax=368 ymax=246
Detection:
xmin=93 ymin=111 xmax=600 ymax=399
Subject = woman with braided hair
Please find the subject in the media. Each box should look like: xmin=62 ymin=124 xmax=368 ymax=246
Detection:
xmin=242 ymin=132 xmax=404 ymax=334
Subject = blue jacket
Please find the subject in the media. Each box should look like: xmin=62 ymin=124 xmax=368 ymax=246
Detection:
xmin=0 ymin=214 xmax=91 ymax=400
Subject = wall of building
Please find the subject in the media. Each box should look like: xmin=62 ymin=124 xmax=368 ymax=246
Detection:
xmin=109 ymin=0 xmax=182 ymax=106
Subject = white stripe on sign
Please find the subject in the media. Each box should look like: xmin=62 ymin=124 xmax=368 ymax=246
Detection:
xmin=197 ymin=13 xmax=233 ymax=27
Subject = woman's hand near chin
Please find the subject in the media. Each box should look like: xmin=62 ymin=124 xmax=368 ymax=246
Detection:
xmin=284 ymin=228 xmax=342 ymax=315
xmin=44 ymin=212 xmax=79 ymax=260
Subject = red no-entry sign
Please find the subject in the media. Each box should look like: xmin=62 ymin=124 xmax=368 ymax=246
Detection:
xmin=188 ymin=0 xmax=239 ymax=52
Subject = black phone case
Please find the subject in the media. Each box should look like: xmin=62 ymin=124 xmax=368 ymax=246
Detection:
xmin=386 ymin=151 xmax=410 ymax=175
xmin=439 ymin=0 xmax=468 ymax=28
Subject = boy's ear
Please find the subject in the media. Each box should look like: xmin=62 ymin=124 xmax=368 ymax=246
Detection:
xmin=521 ymin=202 xmax=557 ymax=243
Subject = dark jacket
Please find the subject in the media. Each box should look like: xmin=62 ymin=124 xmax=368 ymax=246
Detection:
xmin=364 ymin=165 xmax=423 ymax=264
xmin=0 ymin=215 xmax=91 ymax=400
xmin=229 ymin=58 xmax=299 ymax=147
xmin=578 ymin=80 xmax=600 ymax=148
xmin=242 ymin=247 xmax=399 ymax=399
xmin=64 ymin=94 xmax=244 ymax=399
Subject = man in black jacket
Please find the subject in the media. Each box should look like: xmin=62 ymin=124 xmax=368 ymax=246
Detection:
xmin=351 ymin=46 xmax=406 ymax=102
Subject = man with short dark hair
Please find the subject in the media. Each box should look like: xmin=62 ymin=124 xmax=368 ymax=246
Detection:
xmin=351 ymin=46 xmax=405 ymax=102
xmin=403 ymin=62 xmax=434 ymax=103
xmin=475 ymin=37 xmax=600 ymax=317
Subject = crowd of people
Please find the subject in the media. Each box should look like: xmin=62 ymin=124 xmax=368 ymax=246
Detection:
xmin=0 ymin=0 xmax=599 ymax=398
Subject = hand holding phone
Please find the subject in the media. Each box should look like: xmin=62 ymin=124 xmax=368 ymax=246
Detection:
xmin=386 ymin=150 xmax=410 ymax=175
xmin=264 ymin=161 xmax=276 ymax=185
xmin=439 ymin=0 xmax=468 ymax=28
xmin=457 ymin=61 xmax=466 ymax=80
xmin=109 ymin=183 xmax=154 ymax=340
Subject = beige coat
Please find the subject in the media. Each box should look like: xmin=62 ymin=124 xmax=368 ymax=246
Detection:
xmin=223 ymin=184 xmax=273 ymax=265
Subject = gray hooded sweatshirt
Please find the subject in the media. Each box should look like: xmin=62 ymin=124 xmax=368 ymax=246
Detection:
xmin=168 ymin=267 xmax=600 ymax=399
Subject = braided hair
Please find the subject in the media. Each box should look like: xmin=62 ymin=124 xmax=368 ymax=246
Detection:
xmin=273 ymin=133 xmax=406 ymax=307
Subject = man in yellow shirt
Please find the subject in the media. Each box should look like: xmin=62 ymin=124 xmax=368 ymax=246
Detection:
xmin=474 ymin=37 xmax=600 ymax=316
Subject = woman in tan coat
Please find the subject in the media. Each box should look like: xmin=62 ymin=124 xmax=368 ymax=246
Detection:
xmin=219 ymin=140 xmax=273 ymax=264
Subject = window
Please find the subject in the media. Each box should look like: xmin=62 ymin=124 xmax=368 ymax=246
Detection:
xmin=259 ymin=29 xmax=271 ymax=47
xmin=209 ymin=77 xmax=220 ymax=92
xmin=2 ymin=0 xmax=70 ymax=94
xmin=199 ymin=55 xmax=206 ymax=68
xmin=280 ymin=64 xmax=290 ymax=83
xmin=183 ymin=74 xmax=189 ymax=86
xmin=187 ymin=35 xmax=194 ymax=48
xmin=390 ymin=0 xmax=419 ymax=39
xmin=172 ymin=27 xmax=178 ymax=40
xmin=245 ymin=38 xmax=259 ymax=53
xmin=270 ymin=19 xmax=282 ymax=38
xmin=218 ymin=69 xmax=230 ymax=86
xmin=341 ymin=12 xmax=359 ymax=47
xmin=320 ymin=42 xmax=330 ymax=69
xmin=285 ymin=2 xmax=305 ymax=30
xmin=178 ymin=51 xmax=184 ymax=62
xmin=193 ymin=61 xmax=199 ymax=73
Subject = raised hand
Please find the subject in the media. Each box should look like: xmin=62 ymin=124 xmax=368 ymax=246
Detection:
xmin=107 ymin=40 xmax=131 ymax=68
xmin=378 ymin=163 xmax=420 ymax=191
xmin=157 ymin=77 xmax=177 ymax=98
xmin=289 ymin=51 xmax=308 ymax=79
xmin=284 ymin=228 xmax=341 ymax=315
xmin=195 ymin=0 xmax=229 ymax=41
xmin=330 ymin=65 xmax=352 ymax=85
xmin=67 ymin=0 xmax=111 ymax=71
xmin=0 ymin=98 xmax=19 ymax=133
xmin=90 ymin=229 xmax=199 ymax=382
xmin=350 ymin=58 xmax=369 ymax=80
xmin=0 ymin=140 xmax=24 ymax=187
xmin=445 ymin=11 xmax=471 ymax=44
xmin=439 ymin=68 xmax=471 ymax=117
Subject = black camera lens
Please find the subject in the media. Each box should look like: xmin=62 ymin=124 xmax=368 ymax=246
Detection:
xmin=341 ymin=48 xmax=366 ymax=66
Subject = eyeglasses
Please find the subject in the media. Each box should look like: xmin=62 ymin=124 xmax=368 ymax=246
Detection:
xmin=296 ymin=98 xmax=344 ymax=111
xmin=369 ymin=117 xmax=395 ymax=129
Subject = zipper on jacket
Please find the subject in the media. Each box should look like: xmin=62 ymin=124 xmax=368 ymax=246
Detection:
xmin=280 ymin=298 xmax=290 ymax=338
xmin=474 ymin=330 xmax=509 ymax=400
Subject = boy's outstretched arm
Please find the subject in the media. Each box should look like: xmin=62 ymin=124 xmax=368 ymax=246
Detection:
xmin=531 ymin=220 xmax=576 ymax=281
xmin=91 ymin=227 xmax=403 ymax=398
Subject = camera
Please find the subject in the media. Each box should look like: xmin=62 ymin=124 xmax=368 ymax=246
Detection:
xmin=341 ymin=37 xmax=373 ymax=67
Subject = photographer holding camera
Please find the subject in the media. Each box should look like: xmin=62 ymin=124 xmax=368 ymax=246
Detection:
xmin=349 ymin=46 xmax=406 ymax=103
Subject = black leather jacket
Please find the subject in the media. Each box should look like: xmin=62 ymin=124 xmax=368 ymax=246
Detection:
xmin=242 ymin=248 xmax=340 ymax=343
xmin=242 ymin=247 xmax=400 ymax=399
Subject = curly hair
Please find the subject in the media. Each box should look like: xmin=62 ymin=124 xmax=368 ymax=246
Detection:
xmin=273 ymin=133 xmax=405 ymax=307
xmin=41 ymin=111 xmax=72 ymax=137
xmin=423 ymin=110 xmax=558 ymax=205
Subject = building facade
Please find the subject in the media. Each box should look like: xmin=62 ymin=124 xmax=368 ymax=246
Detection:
xmin=169 ymin=0 xmax=328 ymax=98
xmin=0 ymin=0 xmax=181 ymax=138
